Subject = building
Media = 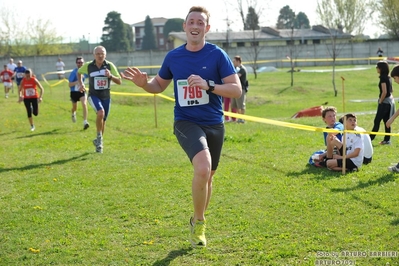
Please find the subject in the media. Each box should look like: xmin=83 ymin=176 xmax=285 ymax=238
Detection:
xmin=131 ymin=17 xmax=169 ymax=51
xmin=168 ymin=25 xmax=353 ymax=50
xmin=131 ymin=16 xmax=353 ymax=52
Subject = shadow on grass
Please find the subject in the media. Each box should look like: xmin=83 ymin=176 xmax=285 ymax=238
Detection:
xmin=277 ymin=86 xmax=293 ymax=95
xmin=329 ymin=174 xmax=399 ymax=226
xmin=348 ymin=193 xmax=399 ymax=226
xmin=0 ymin=130 xmax=17 ymax=137
xmin=330 ymin=174 xmax=398 ymax=192
xmin=286 ymin=164 xmax=342 ymax=180
xmin=152 ymin=247 xmax=192 ymax=266
xmin=0 ymin=152 xmax=91 ymax=174
xmin=16 ymin=128 xmax=62 ymax=138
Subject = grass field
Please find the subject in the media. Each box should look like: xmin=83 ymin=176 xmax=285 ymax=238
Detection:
xmin=1 ymin=65 xmax=398 ymax=265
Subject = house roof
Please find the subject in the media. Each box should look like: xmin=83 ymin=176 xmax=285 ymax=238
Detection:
xmin=169 ymin=25 xmax=353 ymax=42
xmin=131 ymin=17 xmax=168 ymax=27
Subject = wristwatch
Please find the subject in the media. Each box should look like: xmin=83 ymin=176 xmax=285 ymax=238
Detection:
xmin=206 ymin=80 xmax=215 ymax=94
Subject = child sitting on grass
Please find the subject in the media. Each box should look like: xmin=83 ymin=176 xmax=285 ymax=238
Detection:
xmin=325 ymin=113 xmax=364 ymax=172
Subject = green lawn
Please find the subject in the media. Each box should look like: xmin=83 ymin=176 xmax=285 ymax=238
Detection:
xmin=1 ymin=66 xmax=398 ymax=265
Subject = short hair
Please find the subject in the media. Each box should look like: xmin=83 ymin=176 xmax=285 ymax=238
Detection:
xmin=338 ymin=113 xmax=357 ymax=124
xmin=322 ymin=106 xmax=337 ymax=118
xmin=376 ymin=60 xmax=390 ymax=76
xmin=391 ymin=64 xmax=399 ymax=78
xmin=24 ymin=69 xmax=31 ymax=74
xmin=234 ymin=56 xmax=242 ymax=63
xmin=93 ymin=46 xmax=106 ymax=55
xmin=186 ymin=6 xmax=210 ymax=25
xmin=76 ymin=56 xmax=83 ymax=63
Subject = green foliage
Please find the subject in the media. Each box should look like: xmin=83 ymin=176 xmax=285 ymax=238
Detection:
xmin=124 ymin=23 xmax=135 ymax=51
xmin=316 ymin=0 xmax=374 ymax=35
xmin=142 ymin=16 xmax=157 ymax=50
xmin=276 ymin=5 xmax=296 ymax=29
xmin=377 ymin=0 xmax=399 ymax=39
xmin=164 ymin=18 xmax=184 ymax=39
xmin=1 ymin=66 xmax=399 ymax=265
xmin=101 ymin=11 xmax=131 ymax=52
xmin=277 ymin=6 xmax=310 ymax=30
xmin=244 ymin=7 xmax=260 ymax=30
xmin=295 ymin=12 xmax=310 ymax=29
xmin=0 ymin=8 xmax=71 ymax=57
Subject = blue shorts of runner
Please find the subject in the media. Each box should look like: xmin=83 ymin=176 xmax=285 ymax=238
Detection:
xmin=174 ymin=120 xmax=225 ymax=171
xmin=336 ymin=158 xmax=358 ymax=171
xmin=70 ymin=91 xmax=86 ymax=103
xmin=88 ymin=95 xmax=111 ymax=121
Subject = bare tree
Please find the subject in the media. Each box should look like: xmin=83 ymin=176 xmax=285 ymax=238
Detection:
xmin=286 ymin=27 xmax=305 ymax=87
xmin=316 ymin=0 xmax=372 ymax=96
xmin=0 ymin=7 xmax=70 ymax=57
xmin=232 ymin=0 xmax=265 ymax=79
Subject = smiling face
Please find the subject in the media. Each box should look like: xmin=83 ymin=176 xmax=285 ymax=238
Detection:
xmin=183 ymin=11 xmax=210 ymax=48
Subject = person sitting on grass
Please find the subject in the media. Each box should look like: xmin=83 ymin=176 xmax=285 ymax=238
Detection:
xmin=325 ymin=113 xmax=364 ymax=172
xmin=313 ymin=106 xmax=343 ymax=167
xmin=338 ymin=116 xmax=373 ymax=165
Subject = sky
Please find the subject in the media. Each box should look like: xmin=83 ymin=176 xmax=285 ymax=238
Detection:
xmin=1 ymin=0 xmax=379 ymax=43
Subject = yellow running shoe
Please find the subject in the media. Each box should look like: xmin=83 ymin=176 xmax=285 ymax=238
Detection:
xmin=190 ymin=217 xmax=207 ymax=247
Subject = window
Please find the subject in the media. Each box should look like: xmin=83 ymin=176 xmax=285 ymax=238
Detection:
xmin=313 ymin=39 xmax=320 ymax=44
xmin=237 ymin=42 xmax=245 ymax=47
xmin=159 ymin=38 xmax=164 ymax=45
xmin=159 ymin=27 xmax=163 ymax=34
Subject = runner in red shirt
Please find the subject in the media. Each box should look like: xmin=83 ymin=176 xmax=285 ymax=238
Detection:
xmin=18 ymin=69 xmax=44 ymax=131
xmin=0 ymin=65 xmax=14 ymax=98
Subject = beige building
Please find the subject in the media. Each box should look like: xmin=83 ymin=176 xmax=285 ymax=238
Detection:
xmin=131 ymin=17 xmax=353 ymax=51
xmin=169 ymin=25 xmax=353 ymax=50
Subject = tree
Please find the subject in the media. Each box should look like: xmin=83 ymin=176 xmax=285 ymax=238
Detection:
xmin=276 ymin=6 xmax=310 ymax=30
xmin=124 ymin=23 xmax=135 ymax=51
xmin=0 ymin=8 xmax=69 ymax=56
xmin=163 ymin=18 xmax=184 ymax=38
xmin=101 ymin=11 xmax=131 ymax=52
xmin=245 ymin=6 xmax=260 ymax=30
xmin=286 ymin=27 xmax=305 ymax=87
xmin=377 ymin=0 xmax=399 ymax=39
xmin=316 ymin=0 xmax=373 ymax=96
xmin=233 ymin=0 xmax=264 ymax=78
xmin=276 ymin=5 xmax=296 ymax=29
xmin=294 ymin=12 xmax=310 ymax=29
xmin=245 ymin=6 xmax=262 ymax=79
xmin=316 ymin=0 xmax=374 ymax=35
xmin=27 ymin=18 xmax=66 ymax=56
xmin=141 ymin=16 xmax=157 ymax=51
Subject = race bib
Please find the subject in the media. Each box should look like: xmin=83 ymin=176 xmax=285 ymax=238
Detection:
xmin=16 ymin=72 xmax=24 ymax=78
xmin=176 ymin=79 xmax=209 ymax=107
xmin=73 ymin=84 xmax=80 ymax=92
xmin=94 ymin=77 xmax=109 ymax=90
xmin=25 ymin=88 xmax=35 ymax=97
